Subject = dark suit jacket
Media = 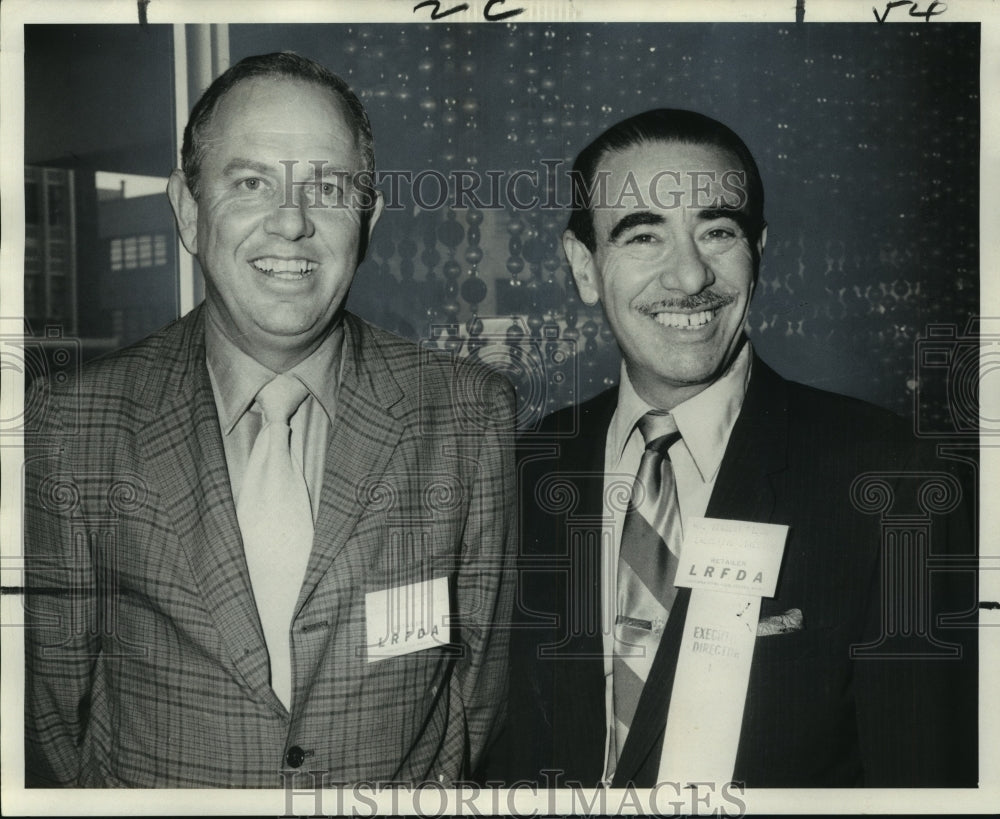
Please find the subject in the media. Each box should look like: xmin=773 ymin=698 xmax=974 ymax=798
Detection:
xmin=486 ymin=353 xmax=977 ymax=788
xmin=24 ymin=306 xmax=517 ymax=787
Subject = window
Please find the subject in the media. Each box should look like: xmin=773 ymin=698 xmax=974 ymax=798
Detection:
xmin=123 ymin=237 xmax=138 ymax=269
xmin=138 ymin=235 xmax=152 ymax=268
xmin=154 ymin=234 xmax=167 ymax=266
xmin=47 ymin=184 xmax=67 ymax=226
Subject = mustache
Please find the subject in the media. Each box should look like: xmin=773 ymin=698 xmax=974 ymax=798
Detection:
xmin=636 ymin=291 xmax=736 ymax=314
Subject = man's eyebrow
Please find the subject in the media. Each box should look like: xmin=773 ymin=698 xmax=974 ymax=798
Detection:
xmin=697 ymin=207 xmax=753 ymax=233
xmin=221 ymin=159 xmax=351 ymax=182
xmin=291 ymin=162 xmax=353 ymax=181
xmin=221 ymin=158 xmax=274 ymax=177
xmin=316 ymin=164 xmax=352 ymax=180
xmin=608 ymin=211 xmax=665 ymax=244
xmin=697 ymin=207 xmax=745 ymax=221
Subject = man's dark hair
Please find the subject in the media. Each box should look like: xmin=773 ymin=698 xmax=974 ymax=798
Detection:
xmin=566 ymin=108 xmax=766 ymax=256
xmin=180 ymin=51 xmax=375 ymax=199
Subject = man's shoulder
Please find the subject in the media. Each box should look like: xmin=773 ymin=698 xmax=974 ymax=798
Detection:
xmin=774 ymin=367 xmax=911 ymax=441
xmin=749 ymin=358 xmax=918 ymax=469
xmin=524 ymin=359 xmax=912 ymax=454
xmin=514 ymin=387 xmax=617 ymax=478
xmin=35 ymin=311 xmax=199 ymax=406
xmin=346 ymin=313 xmax=516 ymax=413
xmin=89 ymin=312 xmax=195 ymax=375
xmin=24 ymin=311 xmax=201 ymax=450
xmin=532 ymin=386 xmax=618 ymax=438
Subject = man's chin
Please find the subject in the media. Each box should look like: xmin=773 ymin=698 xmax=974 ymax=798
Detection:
xmin=253 ymin=308 xmax=342 ymax=341
xmin=628 ymin=344 xmax=744 ymax=401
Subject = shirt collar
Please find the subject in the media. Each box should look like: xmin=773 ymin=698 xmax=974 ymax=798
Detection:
xmin=204 ymin=307 xmax=344 ymax=435
xmin=608 ymin=341 xmax=753 ymax=483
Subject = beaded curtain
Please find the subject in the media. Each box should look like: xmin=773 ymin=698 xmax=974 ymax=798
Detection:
xmin=230 ymin=24 xmax=979 ymax=431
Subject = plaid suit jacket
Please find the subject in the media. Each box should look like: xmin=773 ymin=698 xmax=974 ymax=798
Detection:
xmin=24 ymin=306 xmax=517 ymax=788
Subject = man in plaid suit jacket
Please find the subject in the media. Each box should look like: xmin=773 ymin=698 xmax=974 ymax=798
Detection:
xmin=24 ymin=52 xmax=516 ymax=788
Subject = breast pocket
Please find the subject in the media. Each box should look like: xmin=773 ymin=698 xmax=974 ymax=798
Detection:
xmin=751 ymin=626 xmax=837 ymax=664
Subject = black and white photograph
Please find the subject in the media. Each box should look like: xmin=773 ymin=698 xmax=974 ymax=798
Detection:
xmin=1 ymin=0 xmax=996 ymax=815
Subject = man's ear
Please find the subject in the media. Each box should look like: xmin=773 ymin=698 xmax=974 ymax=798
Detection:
xmin=562 ymin=230 xmax=601 ymax=306
xmin=366 ymin=188 xmax=385 ymax=243
xmin=751 ymin=223 xmax=768 ymax=289
xmin=167 ymin=170 xmax=199 ymax=255
xmin=355 ymin=188 xmax=386 ymax=265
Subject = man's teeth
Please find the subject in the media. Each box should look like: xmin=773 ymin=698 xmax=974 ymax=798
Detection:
xmin=252 ymin=258 xmax=316 ymax=277
xmin=652 ymin=309 xmax=717 ymax=329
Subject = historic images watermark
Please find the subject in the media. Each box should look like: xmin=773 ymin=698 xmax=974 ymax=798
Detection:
xmin=276 ymin=159 xmax=750 ymax=213
xmin=280 ymin=773 xmax=748 ymax=817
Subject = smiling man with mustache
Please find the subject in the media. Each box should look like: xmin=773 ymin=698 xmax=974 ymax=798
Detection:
xmin=563 ymin=126 xmax=764 ymax=410
xmin=487 ymin=109 xmax=977 ymax=789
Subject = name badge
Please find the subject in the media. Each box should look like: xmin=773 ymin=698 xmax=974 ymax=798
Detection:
xmin=658 ymin=517 xmax=789 ymax=785
xmin=675 ymin=517 xmax=788 ymax=597
xmin=365 ymin=577 xmax=450 ymax=662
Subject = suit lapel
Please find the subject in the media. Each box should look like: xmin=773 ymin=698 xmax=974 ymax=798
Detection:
xmin=704 ymin=355 xmax=788 ymax=524
xmin=612 ymin=587 xmax=691 ymax=785
xmin=551 ymin=389 xmax=618 ymax=780
xmin=138 ymin=312 xmax=408 ymax=703
xmin=136 ymin=309 xmax=273 ymax=699
xmin=566 ymin=389 xmax=618 ymax=660
xmin=298 ymin=314 xmax=405 ymax=607
xmin=613 ymin=352 xmax=791 ymax=785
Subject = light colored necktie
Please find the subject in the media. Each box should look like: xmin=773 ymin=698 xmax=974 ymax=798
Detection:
xmin=612 ymin=411 xmax=683 ymax=763
xmin=236 ymin=374 xmax=313 ymax=709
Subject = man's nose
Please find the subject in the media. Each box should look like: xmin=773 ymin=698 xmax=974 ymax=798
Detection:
xmin=658 ymin=233 xmax=714 ymax=295
xmin=264 ymin=186 xmax=316 ymax=241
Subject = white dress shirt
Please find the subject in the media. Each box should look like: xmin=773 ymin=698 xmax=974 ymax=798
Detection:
xmin=205 ymin=307 xmax=344 ymax=522
xmin=600 ymin=342 xmax=753 ymax=782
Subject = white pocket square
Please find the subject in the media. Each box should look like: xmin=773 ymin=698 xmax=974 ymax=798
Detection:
xmin=757 ymin=607 xmax=804 ymax=636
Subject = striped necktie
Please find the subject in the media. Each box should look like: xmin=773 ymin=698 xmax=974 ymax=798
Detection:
xmin=612 ymin=411 xmax=683 ymax=763
xmin=236 ymin=374 xmax=313 ymax=710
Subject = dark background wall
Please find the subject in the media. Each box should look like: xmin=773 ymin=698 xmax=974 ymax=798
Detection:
xmin=25 ymin=23 xmax=980 ymax=429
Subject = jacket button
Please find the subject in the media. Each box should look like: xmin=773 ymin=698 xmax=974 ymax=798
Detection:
xmin=285 ymin=746 xmax=306 ymax=768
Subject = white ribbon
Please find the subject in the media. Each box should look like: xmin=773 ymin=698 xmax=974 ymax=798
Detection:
xmin=658 ymin=517 xmax=788 ymax=785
